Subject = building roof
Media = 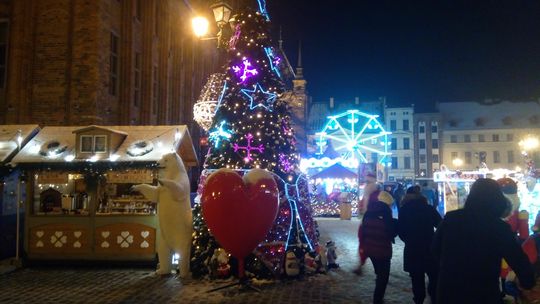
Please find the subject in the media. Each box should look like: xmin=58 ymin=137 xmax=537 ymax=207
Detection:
xmin=438 ymin=100 xmax=540 ymax=130
xmin=12 ymin=125 xmax=198 ymax=166
xmin=0 ymin=125 xmax=40 ymax=164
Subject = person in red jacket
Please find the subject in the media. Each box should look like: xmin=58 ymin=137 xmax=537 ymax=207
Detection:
xmin=359 ymin=190 xmax=397 ymax=304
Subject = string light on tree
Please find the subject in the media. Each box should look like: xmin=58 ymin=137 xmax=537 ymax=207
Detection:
xmin=208 ymin=120 xmax=233 ymax=148
xmin=232 ymin=59 xmax=258 ymax=84
xmin=240 ymin=83 xmax=277 ymax=111
xmin=233 ymin=133 xmax=264 ymax=163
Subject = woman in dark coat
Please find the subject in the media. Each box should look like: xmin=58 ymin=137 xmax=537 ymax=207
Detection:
xmin=432 ymin=178 xmax=535 ymax=304
xmin=359 ymin=190 xmax=397 ymax=304
xmin=398 ymin=192 xmax=442 ymax=304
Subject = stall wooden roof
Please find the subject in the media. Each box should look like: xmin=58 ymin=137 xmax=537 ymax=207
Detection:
xmin=11 ymin=125 xmax=198 ymax=167
xmin=310 ymin=163 xmax=358 ymax=179
xmin=0 ymin=124 xmax=40 ymax=164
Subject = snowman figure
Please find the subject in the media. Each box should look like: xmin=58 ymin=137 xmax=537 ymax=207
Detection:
xmin=326 ymin=240 xmax=339 ymax=269
xmin=285 ymin=250 xmax=300 ymax=277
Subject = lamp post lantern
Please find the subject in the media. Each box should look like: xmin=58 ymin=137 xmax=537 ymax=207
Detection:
xmin=191 ymin=1 xmax=233 ymax=48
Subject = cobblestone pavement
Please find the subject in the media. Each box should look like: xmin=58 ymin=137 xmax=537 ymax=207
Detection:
xmin=0 ymin=218 xmax=415 ymax=304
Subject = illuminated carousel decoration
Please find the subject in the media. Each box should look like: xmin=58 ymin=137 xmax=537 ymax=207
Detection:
xmin=39 ymin=140 xmax=68 ymax=158
xmin=193 ymin=73 xmax=228 ymax=131
xmin=316 ymin=109 xmax=391 ymax=164
xmin=127 ymin=140 xmax=154 ymax=157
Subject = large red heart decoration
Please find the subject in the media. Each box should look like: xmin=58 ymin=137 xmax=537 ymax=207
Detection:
xmin=201 ymin=168 xmax=279 ymax=259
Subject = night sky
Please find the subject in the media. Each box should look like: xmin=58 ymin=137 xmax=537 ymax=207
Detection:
xmin=266 ymin=1 xmax=540 ymax=112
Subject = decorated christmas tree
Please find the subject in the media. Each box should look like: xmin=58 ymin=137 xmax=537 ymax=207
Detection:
xmin=191 ymin=2 xmax=319 ymax=279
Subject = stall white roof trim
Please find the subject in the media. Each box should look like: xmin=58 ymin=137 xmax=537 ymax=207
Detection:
xmin=12 ymin=125 xmax=197 ymax=164
xmin=0 ymin=124 xmax=40 ymax=163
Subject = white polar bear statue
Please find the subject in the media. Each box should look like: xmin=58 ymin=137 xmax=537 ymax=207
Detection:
xmin=131 ymin=152 xmax=192 ymax=278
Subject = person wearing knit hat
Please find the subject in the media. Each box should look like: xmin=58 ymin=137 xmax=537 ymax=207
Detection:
xmin=358 ymin=190 xmax=397 ymax=304
xmin=398 ymin=187 xmax=442 ymax=304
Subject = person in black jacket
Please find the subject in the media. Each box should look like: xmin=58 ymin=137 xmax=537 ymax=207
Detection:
xmin=359 ymin=190 xmax=397 ymax=304
xmin=432 ymin=178 xmax=535 ymax=304
xmin=398 ymin=192 xmax=442 ymax=304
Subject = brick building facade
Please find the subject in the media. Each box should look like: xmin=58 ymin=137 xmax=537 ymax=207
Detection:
xmin=0 ymin=0 xmax=216 ymax=128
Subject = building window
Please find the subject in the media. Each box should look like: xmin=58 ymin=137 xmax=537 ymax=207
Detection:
xmin=507 ymin=134 xmax=513 ymax=142
xmin=371 ymin=153 xmax=378 ymax=164
xmin=478 ymin=134 xmax=485 ymax=142
xmin=492 ymin=134 xmax=499 ymax=142
xmin=479 ymin=151 xmax=487 ymax=163
xmin=134 ymin=52 xmax=141 ymax=107
xmin=154 ymin=2 xmax=159 ymax=35
xmin=109 ymin=32 xmax=119 ymax=96
xmin=419 ymin=139 xmax=426 ymax=149
xmin=494 ymin=151 xmax=500 ymax=163
xmin=403 ymin=138 xmax=410 ymax=150
xmin=432 ymin=139 xmax=439 ymax=149
xmin=0 ymin=22 xmax=8 ymax=88
xmin=508 ymin=151 xmax=514 ymax=163
xmin=465 ymin=152 xmax=472 ymax=164
xmin=419 ymin=125 xmax=425 ymax=133
xmin=152 ymin=66 xmax=158 ymax=114
xmin=391 ymin=157 xmax=398 ymax=169
xmin=451 ymin=152 xmax=458 ymax=159
xmin=135 ymin=0 xmax=141 ymax=20
xmin=450 ymin=135 xmax=457 ymax=143
xmin=420 ymin=154 xmax=426 ymax=163
xmin=464 ymin=134 xmax=471 ymax=142
xmin=390 ymin=120 xmax=396 ymax=131
xmin=404 ymin=157 xmax=411 ymax=169
xmin=391 ymin=138 xmax=397 ymax=150
xmin=432 ymin=154 xmax=439 ymax=163
xmin=431 ymin=125 xmax=438 ymax=133
xmin=403 ymin=119 xmax=409 ymax=131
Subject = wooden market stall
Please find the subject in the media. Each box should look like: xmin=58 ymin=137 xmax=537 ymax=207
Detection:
xmin=11 ymin=125 xmax=197 ymax=262
xmin=0 ymin=125 xmax=40 ymax=260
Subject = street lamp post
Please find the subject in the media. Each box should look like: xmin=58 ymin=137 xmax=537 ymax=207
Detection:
xmin=452 ymin=158 xmax=463 ymax=169
xmin=519 ymin=135 xmax=539 ymax=178
xmin=192 ymin=1 xmax=233 ymax=48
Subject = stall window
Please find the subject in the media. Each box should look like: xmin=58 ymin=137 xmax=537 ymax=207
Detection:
xmin=81 ymin=136 xmax=94 ymax=153
xmin=94 ymin=136 xmax=107 ymax=153
xmin=80 ymin=135 xmax=108 ymax=153
xmin=33 ymin=173 xmax=87 ymax=215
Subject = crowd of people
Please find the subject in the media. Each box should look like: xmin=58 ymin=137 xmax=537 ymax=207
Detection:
xmin=356 ymin=177 xmax=538 ymax=304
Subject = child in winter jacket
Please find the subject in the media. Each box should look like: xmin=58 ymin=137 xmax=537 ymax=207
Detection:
xmin=358 ymin=190 xmax=397 ymax=304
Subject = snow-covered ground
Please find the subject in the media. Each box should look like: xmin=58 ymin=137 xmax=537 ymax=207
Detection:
xmin=316 ymin=217 xmax=417 ymax=304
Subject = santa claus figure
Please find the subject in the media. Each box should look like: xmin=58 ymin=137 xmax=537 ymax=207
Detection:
xmin=498 ymin=177 xmax=529 ymax=242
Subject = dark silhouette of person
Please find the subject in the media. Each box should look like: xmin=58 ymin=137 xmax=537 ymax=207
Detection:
xmin=432 ymin=178 xmax=535 ymax=304
xmin=359 ymin=190 xmax=397 ymax=304
xmin=398 ymin=191 xmax=442 ymax=303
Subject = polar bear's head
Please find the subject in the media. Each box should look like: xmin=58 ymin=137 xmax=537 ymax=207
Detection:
xmin=157 ymin=152 xmax=186 ymax=180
